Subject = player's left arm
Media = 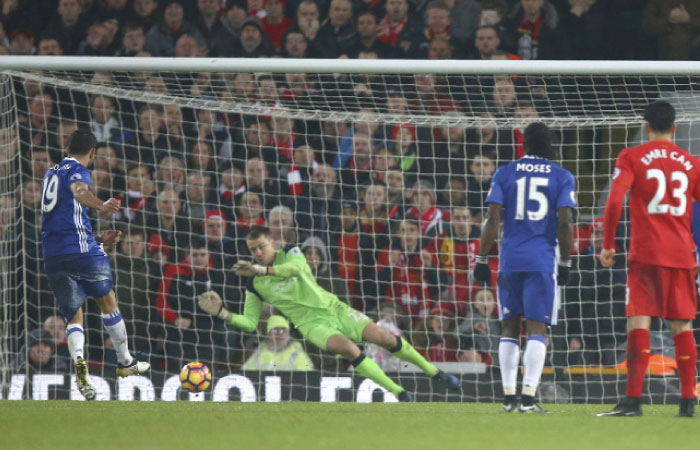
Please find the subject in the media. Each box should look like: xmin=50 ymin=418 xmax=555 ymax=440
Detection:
xmin=557 ymin=207 xmax=574 ymax=285
xmin=473 ymin=202 xmax=502 ymax=284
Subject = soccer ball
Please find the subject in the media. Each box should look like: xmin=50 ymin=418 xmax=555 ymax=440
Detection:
xmin=179 ymin=362 xmax=212 ymax=392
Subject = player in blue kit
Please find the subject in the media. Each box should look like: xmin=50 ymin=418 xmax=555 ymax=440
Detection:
xmin=41 ymin=130 xmax=149 ymax=400
xmin=472 ymin=122 xmax=575 ymax=414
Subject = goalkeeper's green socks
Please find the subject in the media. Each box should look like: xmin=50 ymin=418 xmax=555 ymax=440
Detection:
xmin=352 ymin=354 xmax=404 ymax=397
xmin=390 ymin=337 xmax=439 ymax=377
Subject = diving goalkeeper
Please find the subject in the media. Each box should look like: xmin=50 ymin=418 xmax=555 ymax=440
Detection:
xmin=198 ymin=226 xmax=460 ymax=401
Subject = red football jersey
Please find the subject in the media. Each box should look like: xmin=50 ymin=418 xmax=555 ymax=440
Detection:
xmin=608 ymin=140 xmax=700 ymax=268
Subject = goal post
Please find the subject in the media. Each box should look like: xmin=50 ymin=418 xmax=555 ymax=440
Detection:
xmin=1 ymin=57 xmax=697 ymax=403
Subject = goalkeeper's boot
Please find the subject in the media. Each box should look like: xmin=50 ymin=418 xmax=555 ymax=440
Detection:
xmin=500 ymin=395 xmax=518 ymax=413
xmin=116 ymin=358 xmax=151 ymax=378
xmin=75 ymin=357 xmax=96 ymax=401
xmin=431 ymin=370 xmax=461 ymax=391
xmin=677 ymin=398 xmax=696 ymax=418
xmin=518 ymin=395 xmax=550 ymax=414
xmin=398 ymin=390 xmax=414 ymax=402
xmin=597 ymin=397 xmax=642 ymax=417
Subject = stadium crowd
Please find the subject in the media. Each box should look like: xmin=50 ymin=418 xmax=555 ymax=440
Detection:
xmin=4 ymin=0 xmax=697 ymax=375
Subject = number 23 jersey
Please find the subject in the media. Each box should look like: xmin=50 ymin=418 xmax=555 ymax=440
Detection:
xmin=41 ymin=157 xmax=102 ymax=259
xmin=614 ymin=140 xmax=700 ymax=269
xmin=486 ymin=156 xmax=577 ymax=273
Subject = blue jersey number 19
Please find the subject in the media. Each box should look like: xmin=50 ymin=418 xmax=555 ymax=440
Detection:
xmin=42 ymin=174 xmax=59 ymax=213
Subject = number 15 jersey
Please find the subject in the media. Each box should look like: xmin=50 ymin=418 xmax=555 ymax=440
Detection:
xmin=613 ymin=140 xmax=700 ymax=269
xmin=485 ymin=156 xmax=577 ymax=273
xmin=41 ymin=157 xmax=102 ymax=259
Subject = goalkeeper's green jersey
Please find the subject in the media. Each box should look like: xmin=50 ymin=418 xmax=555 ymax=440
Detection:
xmin=229 ymin=245 xmax=343 ymax=332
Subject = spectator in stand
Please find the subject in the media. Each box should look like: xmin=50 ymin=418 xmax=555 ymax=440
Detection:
xmin=295 ymin=163 xmax=343 ymax=242
xmin=285 ymin=144 xmax=316 ymax=196
xmin=244 ymin=157 xmax=285 ymax=207
xmin=182 ymin=171 xmax=213 ymax=225
xmin=302 ymin=236 xmax=349 ymax=303
xmin=411 ymin=73 xmax=461 ymax=115
xmin=156 ymin=238 xmax=228 ymax=369
xmin=643 ymin=0 xmax=700 ymax=60
xmin=407 ymin=179 xmax=444 ymax=237
xmin=559 ymin=0 xmax=605 ymax=60
xmin=466 ymin=152 xmax=496 ymax=220
xmin=202 ymin=209 xmax=238 ymax=270
xmin=255 ymin=74 xmax=282 ymax=108
xmin=94 ymin=142 xmax=126 ymax=193
xmin=384 ymin=168 xmax=407 ymax=210
xmin=43 ymin=315 xmax=71 ymax=360
xmin=458 ymin=288 xmax=500 ymax=364
xmin=236 ymin=190 xmax=267 ymax=233
xmin=242 ymin=315 xmax=315 ymax=371
xmin=88 ymin=94 xmax=129 ymax=145
xmin=44 ymin=0 xmax=87 ymax=55
xmin=1 ymin=0 xmax=39 ymax=38
xmin=77 ymin=22 xmax=111 ymax=56
xmin=145 ymin=0 xmax=207 ymax=57
xmin=112 ymin=226 xmax=163 ymax=357
xmin=334 ymin=201 xmax=363 ymax=308
xmin=339 ymin=132 xmax=374 ymax=193
xmin=419 ymin=302 xmax=460 ymax=362
xmin=377 ymin=216 xmax=440 ymax=324
xmin=236 ymin=118 xmax=274 ymax=163
xmin=155 ymin=156 xmax=186 ymax=194
xmin=162 ymin=104 xmax=187 ymax=155
xmin=261 ymin=0 xmax=294 ymax=51
xmin=187 ymin=140 xmax=218 ymax=174
xmin=506 ymin=0 xmax=565 ymax=60
xmin=281 ymin=28 xmax=314 ymax=57
xmin=410 ymin=1 xmax=457 ymax=58
xmin=564 ymin=218 xmax=627 ymax=365
xmin=425 ymin=111 xmax=469 ymax=188
xmin=295 ymin=0 xmax=323 ymax=53
xmin=390 ymin=123 xmax=421 ymax=177
xmin=344 ymin=11 xmax=397 ymax=58
xmin=376 ymin=0 xmax=422 ymax=55
xmin=316 ymin=0 xmax=357 ymax=58
xmin=210 ymin=0 xmax=249 ymax=56
xmin=270 ymin=116 xmax=297 ymax=167
xmin=427 ymin=37 xmax=454 ymax=59
xmin=449 ymin=0 xmax=481 ymax=46
xmin=14 ymin=328 xmax=69 ymax=373
xmin=132 ymin=0 xmax=160 ymax=30
xmin=193 ymin=0 xmax=225 ymax=51
xmin=268 ymin=204 xmax=297 ymax=248
xmin=116 ymin=164 xmax=156 ymax=223
xmin=18 ymin=91 xmax=55 ymax=156
xmin=25 ymin=150 xmax=53 ymax=182
xmin=236 ymin=17 xmax=276 ymax=57
xmin=146 ymin=186 xmax=191 ymax=264
xmin=469 ymin=111 xmax=515 ymax=164
xmin=491 ymin=76 xmax=518 ymax=117
xmin=471 ymin=25 xmax=503 ymax=59
xmin=9 ymin=28 xmax=34 ymax=55
xmin=116 ymin=22 xmax=146 ymax=56
xmin=123 ymin=104 xmax=170 ymax=167
xmin=37 ymin=37 xmax=64 ymax=55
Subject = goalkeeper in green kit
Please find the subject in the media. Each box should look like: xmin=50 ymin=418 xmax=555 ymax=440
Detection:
xmin=197 ymin=226 xmax=460 ymax=401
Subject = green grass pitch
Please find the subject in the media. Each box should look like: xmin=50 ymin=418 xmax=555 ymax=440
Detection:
xmin=0 ymin=401 xmax=694 ymax=450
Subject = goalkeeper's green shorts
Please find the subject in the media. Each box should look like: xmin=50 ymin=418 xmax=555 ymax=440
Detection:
xmin=297 ymin=300 xmax=373 ymax=351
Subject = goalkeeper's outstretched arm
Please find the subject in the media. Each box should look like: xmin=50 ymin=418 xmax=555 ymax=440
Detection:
xmin=198 ymin=290 xmax=262 ymax=333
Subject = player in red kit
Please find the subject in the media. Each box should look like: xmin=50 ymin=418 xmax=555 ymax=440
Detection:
xmin=599 ymin=101 xmax=699 ymax=418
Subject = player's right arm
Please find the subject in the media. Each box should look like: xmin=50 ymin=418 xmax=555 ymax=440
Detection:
xmin=601 ymin=151 xmax=633 ymax=267
xmin=70 ymin=181 xmax=121 ymax=214
xmin=197 ymin=289 xmax=262 ymax=333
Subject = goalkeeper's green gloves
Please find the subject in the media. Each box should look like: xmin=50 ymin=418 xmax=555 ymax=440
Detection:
xmin=197 ymin=291 xmax=232 ymax=322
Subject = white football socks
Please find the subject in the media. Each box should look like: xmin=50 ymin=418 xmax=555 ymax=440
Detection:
xmin=102 ymin=311 xmax=133 ymax=366
xmin=499 ymin=338 xmax=520 ymax=396
xmin=66 ymin=323 xmax=85 ymax=363
xmin=522 ymin=335 xmax=547 ymax=397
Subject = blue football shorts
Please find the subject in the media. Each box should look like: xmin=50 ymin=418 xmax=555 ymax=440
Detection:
xmin=44 ymin=253 xmax=113 ymax=322
xmin=496 ymin=271 xmax=559 ymax=325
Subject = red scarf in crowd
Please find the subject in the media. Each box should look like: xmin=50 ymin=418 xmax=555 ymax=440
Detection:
xmin=424 ymin=25 xmax=451 ymax=42
xmin=407 ymin=205 xmax=443 ymax=235
xmin=236 ymin=215 xmax=266 ymax=232
xmin=377 ymin=15 xmax=407 ymax=45
xmin=116 ymin=188 xmax=148 ymax=221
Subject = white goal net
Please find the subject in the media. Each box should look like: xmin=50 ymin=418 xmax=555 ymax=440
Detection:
xmin=2 ymin=57 xmax=699 ymax=403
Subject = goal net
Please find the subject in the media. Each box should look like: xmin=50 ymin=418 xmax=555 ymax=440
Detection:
xmin=2 ymin=58 xmax=698 ymax=403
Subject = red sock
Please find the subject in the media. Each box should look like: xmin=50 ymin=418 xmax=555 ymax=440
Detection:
xmin=626 ymin=328 xmax=650 ymax=398
xmin=673 ymin=331 xmax=698 ymax=399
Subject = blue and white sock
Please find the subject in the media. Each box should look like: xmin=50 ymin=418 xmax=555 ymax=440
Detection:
xmin=522 ymin=334 xmax=547 ymax=397
xmin=499 ymin=337 xmax=520 ymax=396
xmin=102 ymin=310 xmax=133 ymax=366
xmin=66 ymin=323 xmax=85 ymax=363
